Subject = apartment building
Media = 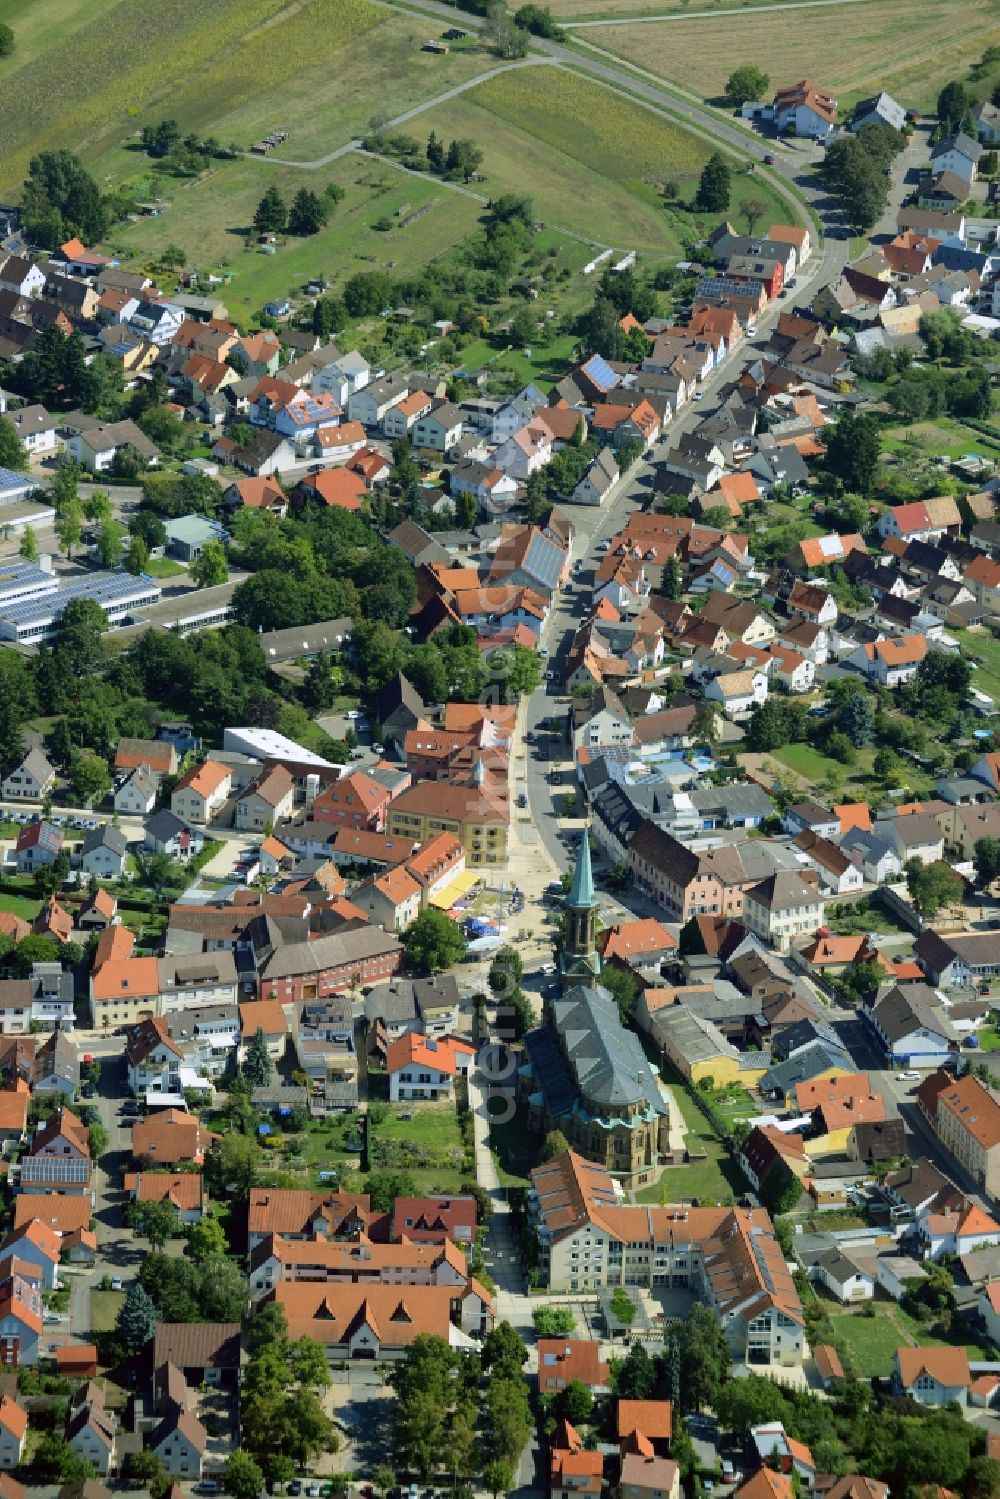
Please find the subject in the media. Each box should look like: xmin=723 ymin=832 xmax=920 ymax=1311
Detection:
xmin=933 ymin=1073 xmax=1000 ymax=1198
xmin=529 ymin=1150 xmax=804 ymax=1366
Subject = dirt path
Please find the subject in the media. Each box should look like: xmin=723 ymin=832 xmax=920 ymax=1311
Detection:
xmin=562 ymin=0 xmax=866 ymax=25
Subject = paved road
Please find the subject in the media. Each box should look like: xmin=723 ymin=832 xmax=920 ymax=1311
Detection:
xmin=519 ymin=237 xmax=846 ymax=876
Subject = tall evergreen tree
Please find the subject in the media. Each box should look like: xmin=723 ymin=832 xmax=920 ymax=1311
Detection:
xmin=696 ymin=153 xmax=731 ymax=212
xmin=253 ymin=185 xmax=286 ymax=235
xmin=116 ymin=1280 xmax=157 ymax=1350
xmin=242 ymin=1027 xmax=274 ymax=1088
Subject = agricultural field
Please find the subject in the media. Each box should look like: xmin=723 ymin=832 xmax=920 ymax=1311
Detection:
xmin=550 ymin=0 xmax=855 ymax=17
xmin=586 ymin=0 xmax=1000 ymax=112
xmin=0 ymin=0 xmax=496 ymax=196
xmin=415 ymin=68 xmax=788 ymax=253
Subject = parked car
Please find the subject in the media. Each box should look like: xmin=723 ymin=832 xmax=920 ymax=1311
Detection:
xmin=896 ymin=1071 xmax=920 ymax=1082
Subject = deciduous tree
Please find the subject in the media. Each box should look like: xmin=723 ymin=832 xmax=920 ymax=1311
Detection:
xmin=724 ymin=65 xmax=769 ymax=104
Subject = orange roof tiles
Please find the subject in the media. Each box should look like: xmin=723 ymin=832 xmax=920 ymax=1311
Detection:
xmin=599 ymin=918 xmax=678 ymax=963
xmin=385 ymin=1034 xmax=475 ymax=1077
xmin=13 ymin=1194 xmax=91 ymax=1233
xmin=617 ymin=1400 xmax=673 ymax=1441
xmin=737 ymin=1472 xmax=794 ymax=1499
xmin=538 ymin=1339 xmax=610 ymax=1391
xmin=174 ymin=759 xmax=231 ymax=798
xmin=937 ymin=1075 xmax=1000 ymax=1150
xmin=896 ymin=1344 xmax=970 ymax=1388
xmin=239 ymin=1000 xmax=288 ymax=1037
xmin=835 ymin=803 xmax=873 ymax=833
xmin=91 ymin=956 xmax=160 ymax=1002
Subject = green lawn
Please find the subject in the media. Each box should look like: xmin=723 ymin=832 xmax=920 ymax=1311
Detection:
xmin=455 ymin=331 xmax=581 ymax=394
xmin=950 ymin=627 xmax=1000 ymax=705
xmin=376 ymin=1102 xmax=463 ymax=1151
xmin=829 ymin=1302 xmax=994 ymax=1378
xmin=771 ymin=743 xmax=875 ymax=785
xmin=0 ymin=892 xmax=41 ymax=918
xmin=368 ymin=1100 xmax=469 ymax=1196
xmin=636 ymin=1074 xmax=743 ymax=1206
xmin=706 ymin=1086 xmax=756 ymax=1121
xmin=881 ymin=418 xmax=1000 ymax=463
xmin=90 ymin=1289 xmax=124 ymax=1334
xmin=489 ymin=1106 xmax=539 ymax=1189
xmin=145 ymin=556 xmax=188 ymax=578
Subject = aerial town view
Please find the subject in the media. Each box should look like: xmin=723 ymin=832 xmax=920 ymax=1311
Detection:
xmin=5 ymin=0 xmax=1000 ymax=1497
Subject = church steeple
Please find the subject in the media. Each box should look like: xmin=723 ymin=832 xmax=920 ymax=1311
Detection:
xmin=567 ymin=826 xmax=595 ymax=909
xmin=558 ymin=828 xmax=601 ymax=990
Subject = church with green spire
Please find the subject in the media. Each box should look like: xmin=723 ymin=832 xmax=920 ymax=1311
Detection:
xmin=517 ymin=827 xmax=672 ymax=1187
xmin=558 ymin=828 xmax=601 ymax=991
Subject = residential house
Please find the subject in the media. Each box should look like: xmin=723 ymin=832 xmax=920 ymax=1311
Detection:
xmin=744 ymin=873 xmax=824 ymax=953
xmin=132 ymin=1110 xmax=217 ymax=1168
xmin=383 ymin=390 xmax=433 ymax=439
xmin=80 ymin=826 xmax=128 ymax=881
xmin=621 ymin=1454 xmax=680 ymax=1499
xmin=860 ymin=984 xmax=957 ymax=1069
xmin=851 ymin=91 xmax=906 ymax=132
xmin=235 ymin=765 xmax=295 ymax=832
xmin=149 ymin=1408 xmax=207 ymax=1480
xmin=143 ymin=811 xmax=204 ymax=862
xmin=126 ymin=1172 xmax=205 ymax=1226
xmin=930 ymin=132 xmax=982 ymax=187
xmin=551 ymin=1420 xmax=603 ymax=1499
xmin=412 ymin=402 xmax=464 ymax=453
xmin=1 ymin=749 xmax=55 ymax=802
xmin=538 ymin=1340 xmax=610 ymax=1395
xmin=387 ymin=1034 xmax=475 ymax=1102
xmin=810 ymin=1250 xmax=874 ymax=1303
xmin=170 ymin=761 xmax=232 ymax=825
xmin=755 ymin=79 xmax=838 ymax=138
xmin=894 ymin=1346 xmax=970 ymax=1406
xmin=0 ymin=1396 xmax=26 ymax=1469
xmin=787 ymin=580 xmax=837 ymax=627
xmin=65 ymin=1386 xmax=115 ymax=1477
xmin=929 ymin=1072 xmax=1000 ymax=1197
xmin=114 ymin=764 xmax=157 ymax=816
xmin=847 ymin=635 xmax=928 ymax=687
xmin=114 ymin=738 xmax=177 ymax=779
xmin=573 ymin=449 xmax=620 ymax=507
xmin=0 ymin=1221 xmax=60 ymax=1290
xmin=15 ymin=822 xmax=62 ymax=874
xmin=0 ymin=1275 xmax=42 ymax=1365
